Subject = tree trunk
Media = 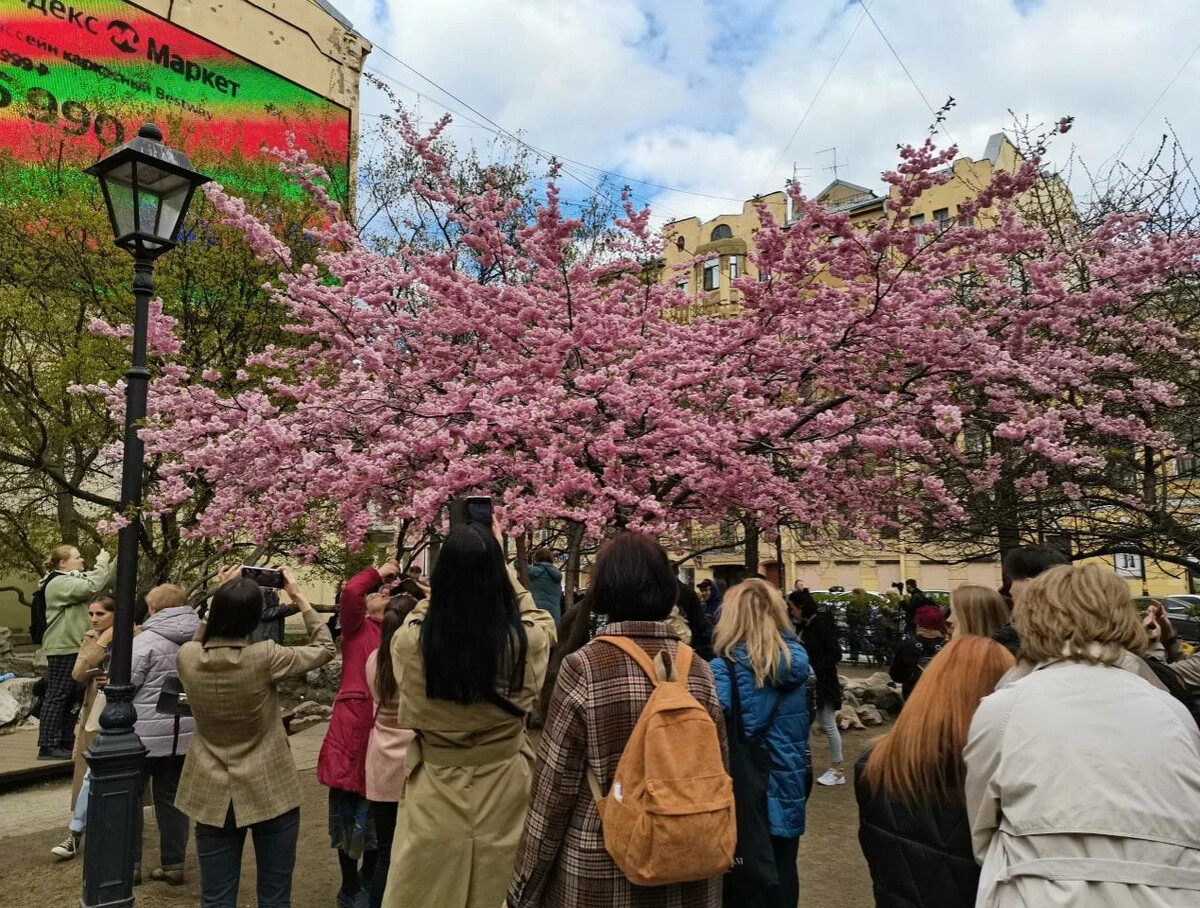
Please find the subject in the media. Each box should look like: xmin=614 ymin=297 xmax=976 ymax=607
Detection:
xmin=995 ymin=440 xmax=1022 ymax=558
xmin=55 ymin=489 xmax=79 ymax=546
xmin=515 ymin=532 xmax=531 ymax=587
xmin=563 ymin=520 xmax=585 ymax=608
xmin=775 ymin=530 xmax=785 ymax=591
xmin=743 ymin=519 xmax=760 ymax=574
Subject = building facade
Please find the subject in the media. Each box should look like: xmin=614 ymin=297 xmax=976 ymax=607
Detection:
xmin=661 ymin=133 xmax=1190 ymax=600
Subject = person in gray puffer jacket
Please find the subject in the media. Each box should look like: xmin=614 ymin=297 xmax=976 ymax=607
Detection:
xmin=129 ymin=583 xmax=200 ymax=884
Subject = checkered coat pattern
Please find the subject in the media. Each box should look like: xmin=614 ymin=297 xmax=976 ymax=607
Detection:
xmin=174 ymin=608 xmax=336 ymax=828
xmin=508 ymin=621 xmax=727 ymax=908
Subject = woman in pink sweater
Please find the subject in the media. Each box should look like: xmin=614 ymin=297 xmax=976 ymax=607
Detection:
xmin=365 ymin=595 xmax=418 ymax=908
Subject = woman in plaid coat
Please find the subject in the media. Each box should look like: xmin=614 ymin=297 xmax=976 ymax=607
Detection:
xmin=507 ymin=533 xmax=727 ymax=908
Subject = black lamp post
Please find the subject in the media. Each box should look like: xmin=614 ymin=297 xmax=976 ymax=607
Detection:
xmin=82 ymin=124 xmax=209 ymax=908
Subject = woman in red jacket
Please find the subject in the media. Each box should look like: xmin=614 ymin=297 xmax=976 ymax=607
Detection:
xmin=319 ymin=557 xmax=400 ymax=908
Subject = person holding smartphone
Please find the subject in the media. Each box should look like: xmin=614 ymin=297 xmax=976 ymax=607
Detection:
xmin=383 ymin=510 xmax=557 ymax=908
xmin=175 ymin=565 xmax=336 ymax=907
xmin=318 ymin=556 xmax=401 ymax=908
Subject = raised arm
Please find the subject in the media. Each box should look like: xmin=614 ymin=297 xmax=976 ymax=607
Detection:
xmin=72 ymin=628 xmax=111 ymax=683
xmin=265 ymin=570 xmax=336 ymax=681
xmin=47 ymin=552 xmax=116 ymax=610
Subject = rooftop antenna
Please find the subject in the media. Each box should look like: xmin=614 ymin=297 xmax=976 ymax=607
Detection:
xmin=816 ymin=147 xmax=846 ymax=180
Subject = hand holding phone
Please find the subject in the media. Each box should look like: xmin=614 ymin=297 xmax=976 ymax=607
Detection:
xmin=241 ymin=565 xmax=286 ymax=589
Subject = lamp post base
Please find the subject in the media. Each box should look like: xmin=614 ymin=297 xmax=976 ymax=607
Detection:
xmin=80 ymin=684 xmax=146 ymax=908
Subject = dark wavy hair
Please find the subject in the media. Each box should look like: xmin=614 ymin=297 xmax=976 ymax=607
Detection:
xmin=374 ymin=594 xmax=419 ymax=706
xmin=203 ymin=577 xmax=264 ymax=642
xmin=421 ymin=524 xmax=527 ymax=705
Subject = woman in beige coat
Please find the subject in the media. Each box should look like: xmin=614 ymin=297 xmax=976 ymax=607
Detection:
xmin=966 ymin=564 xmax=1200 ymax=907
xmin=384 ymin=522 xmax=556 ymax=908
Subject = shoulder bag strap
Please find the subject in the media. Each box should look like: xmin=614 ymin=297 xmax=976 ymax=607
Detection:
xmin=722 ymin=656 xmax=748 ymax=743
xmin=486 ymin=690 xmax=527 ymax=719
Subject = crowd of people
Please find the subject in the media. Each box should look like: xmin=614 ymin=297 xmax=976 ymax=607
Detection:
xmin=30 ymin=527 xmax=1200 ymax=907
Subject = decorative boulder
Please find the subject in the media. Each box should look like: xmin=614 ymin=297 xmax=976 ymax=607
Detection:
xmin=856 ymin=704 xmax=885 ymax=726
xmin=841 ymin=689 xmax=861 ymax=709
xmin=836 ymin=705 xmax=865 ymax=730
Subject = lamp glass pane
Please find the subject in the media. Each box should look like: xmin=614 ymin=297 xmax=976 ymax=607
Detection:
xmin=108 ymin=179 xmax=136 ymax=239
xmin=158 ymin=183 xmax=191 ymax=241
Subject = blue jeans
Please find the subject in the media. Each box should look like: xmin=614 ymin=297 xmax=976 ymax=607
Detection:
xmin=70 ymin=771 xmax=90 ymax=834
xmin=195 ymin=805 xmax=300 ymax=908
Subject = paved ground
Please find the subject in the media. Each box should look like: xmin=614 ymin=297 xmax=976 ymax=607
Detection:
xmin=0 ymin=668 xmax=886 ymax=907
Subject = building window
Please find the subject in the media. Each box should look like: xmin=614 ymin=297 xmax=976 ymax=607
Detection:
xmin=729 ymin=256 xmax=739 ymax=280
xmin=934 ymin=207 xmax=951 ymax=228
xmin=675 ymin=235 xmax=686 ymax=251
xmin=677 ymin=279 xmax=689 ymax=294
xmin=909 ymin=214 xmax=925 ymax=226
xmin=702 ymin=258 xmax=720 ymax=291
xmin=710 ymin=224 xmax=733 ymax=241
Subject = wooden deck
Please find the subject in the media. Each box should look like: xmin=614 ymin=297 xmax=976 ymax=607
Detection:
xmin=0 ymin=728 xmax=73 ymax=788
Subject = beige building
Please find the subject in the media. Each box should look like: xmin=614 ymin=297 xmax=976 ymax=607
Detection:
xmin=662 ymin=133 xmax=1185 ymax=599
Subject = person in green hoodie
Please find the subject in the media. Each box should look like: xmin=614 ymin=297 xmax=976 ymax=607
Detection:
xmin=37 ymin=544 xmax=116 ymax=760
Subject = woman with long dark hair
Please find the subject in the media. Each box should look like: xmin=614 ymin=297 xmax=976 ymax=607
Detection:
xmin=364 ymin=594 xmax=418 ymax=908
xmin=383 ymin=522 xmax=556 ymax=908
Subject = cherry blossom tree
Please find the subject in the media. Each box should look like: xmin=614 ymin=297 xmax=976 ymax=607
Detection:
xmin=81 ymin=113 xmax=1200 ymax=590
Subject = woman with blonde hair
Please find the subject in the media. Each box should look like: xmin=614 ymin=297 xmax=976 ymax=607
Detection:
xmin=966 ymin=564 xmax=1200 ymax=906
xmin=857 ymin=636 xmax=1013 ymax=907
xmin=711 ymin=579 xmax=811 ymax=908
xmin=946 ymin=585 xmax=1009 ymax=639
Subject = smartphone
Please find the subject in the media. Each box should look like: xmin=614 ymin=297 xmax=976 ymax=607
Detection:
xmin=449 ymin=496 xmax=494 ymax=529
xmin=241 ymin=565 xmax=285 ymax=588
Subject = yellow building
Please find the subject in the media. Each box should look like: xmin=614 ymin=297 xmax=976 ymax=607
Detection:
xmin=660 ymin=132 xmax=1189 ymax=599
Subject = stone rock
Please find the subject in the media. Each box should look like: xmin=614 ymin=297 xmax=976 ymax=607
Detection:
xmin=836 ymin=705 xmax=865 ymax=730
xmin=0 ymin=688 xmax=20 ymax=726
xmin=293 ymin=700 xmax=333 ymax=720
xmin=856 ymin=704 xmax=885 ymax=726
xmin=20 ymin=714 xmax=39 ymax=730
xmin=0 ymin=626 xmax=12 ymax=655
xmin=841 ymin=689 xmax=861 ymax=709
xmin=837 ymin=674 xmax=849 ymax=689
xmin=866 ymin=671 xmax=893 ymax=687
xmin=289 ymin=714 xmax=326 ymax=734
xmin=858 ymin=683 xmax=903 ymax=715
xmin=0 ymin=677 xmax=37 ymax=718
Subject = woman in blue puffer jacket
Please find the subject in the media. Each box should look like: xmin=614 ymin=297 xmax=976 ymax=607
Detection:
xmin=711 ymin=579 xmax=812 ymax=908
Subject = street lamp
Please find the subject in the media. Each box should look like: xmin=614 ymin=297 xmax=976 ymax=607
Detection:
xmin=82 ymin=124 xmax=209 ymax=908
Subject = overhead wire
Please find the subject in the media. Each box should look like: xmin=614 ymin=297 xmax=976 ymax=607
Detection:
xmin=856 ymin=0 xmax=955 ymax=145
xmin=756 ymin=1 xmax=871 ymax=194
xmin=1110 ymin=33 xmax=1200 ymax=165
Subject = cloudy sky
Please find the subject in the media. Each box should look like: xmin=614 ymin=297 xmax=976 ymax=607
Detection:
xmin=333 ymin=0 xmax=1200 ymax=224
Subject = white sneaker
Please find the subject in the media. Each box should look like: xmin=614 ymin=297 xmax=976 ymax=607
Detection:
xmin=51 ymin=831 xmax=81 ymax=860
xmin=816 ymin=768 xmax=845 ymax=786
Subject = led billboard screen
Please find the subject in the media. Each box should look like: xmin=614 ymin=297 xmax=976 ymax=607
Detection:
xmin=0 ymin=0 xmax=351 ymax=197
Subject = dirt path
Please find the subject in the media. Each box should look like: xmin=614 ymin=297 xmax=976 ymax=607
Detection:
xmin=0 ymin=699 xmax=884 ymax=906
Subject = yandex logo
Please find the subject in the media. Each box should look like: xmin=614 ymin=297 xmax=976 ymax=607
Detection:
xmin=106 ymin=18 xmax=137 ymax=53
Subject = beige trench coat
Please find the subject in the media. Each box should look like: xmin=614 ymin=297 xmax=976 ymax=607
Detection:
xmin=383 ymin=574 xmax=556 ymax=908
xmin=966 ymin=655 xmax=1200 ymax=907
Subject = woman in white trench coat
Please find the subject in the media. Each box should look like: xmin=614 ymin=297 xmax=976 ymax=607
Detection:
xmin=965 ymin=564 xmax=1200 ymax=907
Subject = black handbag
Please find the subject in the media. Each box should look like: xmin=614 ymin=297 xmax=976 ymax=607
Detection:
xmin=722 ymin=657 xmax=786 ymax=897
xmin=156 ymin=675 xmax=192 ymax=757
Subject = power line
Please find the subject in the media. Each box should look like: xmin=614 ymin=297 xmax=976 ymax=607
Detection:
xmin=1112 ymin=34 xmax=1200 ymax=164
xmin=756 ymin=2 xmax=870 ymax=194
xmin=364 ymin=41 xmax=748 ymax=205
xmin=856 ymin=0 xmax=954 ymax=144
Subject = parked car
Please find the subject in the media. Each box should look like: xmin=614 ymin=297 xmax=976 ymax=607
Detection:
xmin=1134 ymin=596 xmax=1200 ymax=644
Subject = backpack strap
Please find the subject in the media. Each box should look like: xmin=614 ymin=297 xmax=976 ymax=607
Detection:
xmin=585 ymin=637 xmax=697 ymax=804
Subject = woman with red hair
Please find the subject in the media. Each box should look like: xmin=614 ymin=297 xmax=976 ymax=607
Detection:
xmin=857 ymin=635 xmax=1014 ymax=907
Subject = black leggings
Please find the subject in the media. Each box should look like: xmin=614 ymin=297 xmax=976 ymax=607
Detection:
xmin=772 ymin=835 xmax=800 ymax=908
xmin=367 ymin=801 xmax=398 ymax=908
xmin=337 ymin=847 xmax=377 ymax=895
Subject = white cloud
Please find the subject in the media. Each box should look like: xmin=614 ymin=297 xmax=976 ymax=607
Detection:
xmin=340 ymin=0 xmax=1200 ymax=224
